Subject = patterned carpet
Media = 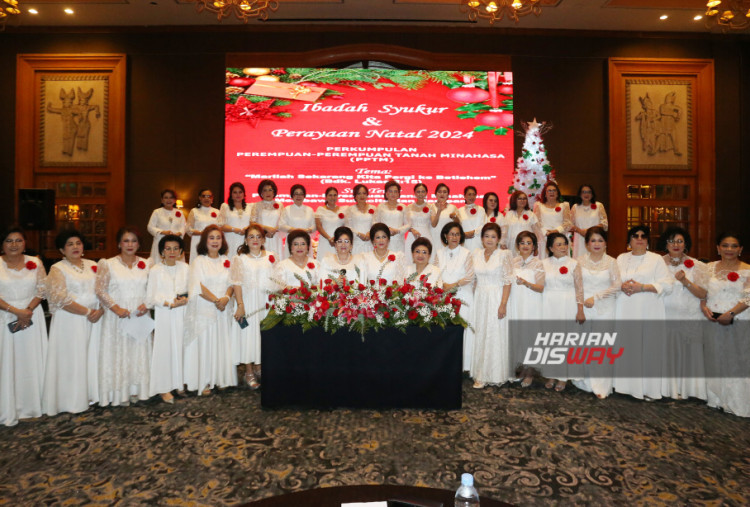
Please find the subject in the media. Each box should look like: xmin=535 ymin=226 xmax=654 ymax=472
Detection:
xmin=0 ymin=379 xmax=748 ymax=506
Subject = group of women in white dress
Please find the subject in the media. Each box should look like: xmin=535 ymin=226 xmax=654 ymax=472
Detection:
xmin=1 ymin=178 xmax=748 ymax=426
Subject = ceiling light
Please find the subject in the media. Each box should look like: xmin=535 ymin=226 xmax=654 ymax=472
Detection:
xmin=64 ymin=7 xmax=73 ymax=13
xmin=659 ymin=14 xmax=668 ymax=20
xmin=705 ymin=0 xmax=750 ymax=30
xmin=461 ymin=0 xmax=543 ymax=24
xmin=694 ymin=14 xmax=703 ymax=20
xmin=28 ymin=7 xmax=37 ymax=13
xmin=186 ymin=0 xmax=277 ymax=22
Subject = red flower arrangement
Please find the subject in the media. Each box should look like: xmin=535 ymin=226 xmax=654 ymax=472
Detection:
xmin=224 ymin=260 xmax=231 ymax=268
xmin=397 ymin=205 xmax=403 ymax=212
xmin=727 ymin=272 xmax=740 ymax=282
xmin=25 ymin=261 xmax=37 ymax=270
xmin=559 ymin=266 xmax=569 ymax=275
xmin=555 ymin=206 xmax=562 ymax=213
xmin=368 ymin=208 xmax=375 ymax=215
xmin=470 ymin=208 xmax=477 ymax=215
xmin=307 ymin=262 xmax=315 ymax=269
xmin=91 ymin=265 xmax=98 ymax=273
xmin=338 ymin=213 xmax=345 ymax=219
xmin=175 ymin=211 xmax=182 ymax=218
xmin=273 ymin=203 xmax=280 ymax=209
xmin=137 ymin=261 xmax=147 ymax=270
xmin=590 ymin=203 xmax=597 ymax=210
xmin=388 ymin=254 xmax=396 ymax=262
xmin=268 ymin=255 xmax=275 ymax=263
xmin=684 ymin=259 xmax=695 ymax=269
xmin=423 ymin=206 xmax=429 ymax=213
xmin=211 ymin=212 xmax=217 ymax=218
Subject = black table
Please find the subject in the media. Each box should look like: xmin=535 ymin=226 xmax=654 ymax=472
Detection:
xmin=261 ymin=325 xmax=464 ymax=410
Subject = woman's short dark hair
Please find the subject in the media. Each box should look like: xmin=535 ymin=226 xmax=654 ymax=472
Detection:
xmin=290 ymin=184 xmax=306 ymax=198
xmin=369 ymin=223 xmax=391 ymax=242
xmin=55 ymin=228 xmax=86 ymax=250
xmin=576 ymin=184 xmax=597 ymax=205
xmin=483 ymin=191 xmax=500 ymax=217
xmin=435 ymin=183 xmax=450 ymax=195
xmin=464 ymin=185 xmax=477 ymax=195
xmin=353 ymin=184 xmax=369 ymax=197
xmin=481 ymin=222 xmax=502 ymax=242
xmin=258 ymin=179 xmax=278 ymax=198
xmin=627 ymin=225 xmax=650 ymax=244
xmin=227 ymin=182 xmax=247 ymax=211
xmin=585 ymin=226 xmax=608 ymax=244
xmin=441 ymin=222 xmax=465 ymax=246
xmin=286 ymin=229 xmax=311 ymax=254
xmin=237 ymin=223 xmax=266 ymax=255
xmin=411 ymin=237 xmax=433 ymax=255
xmin=384 ymin=179 xmax=401 ymax=195
xmin=196 ymin=188 xmax=213 ymax=208
xmin=116 ymin=226 xmax=141 ymax=245
xmin=509 ymin=190 xmax=530 ymax=211
xmin=324 ymin=186 xmax=338 ymax=197
xmin=658 ymin=226 xmax=691 ymax=253
xmin=158 ymin=234 xmax=184 ymax=256
xmin=716 ymin=231 xmax=743 ymax=247
xmin=515 ymin=230 xmax=538 ymax=255
xmin=160 ymin=189 xmax=177 ymax=206
xmin=333 ymin=226 xmax=353 ymax=243
xmin=539 ymin=181 xmax=561 ymax=204
xmin=546 ymin=231 xmax=569 ymax=255
xmin=413 ymin=183 xmax=428 ymax=194
xmin=196 ymin=224 xmax=228 ymax=256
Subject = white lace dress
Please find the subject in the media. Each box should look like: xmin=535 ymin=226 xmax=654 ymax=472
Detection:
xmin=95 ymin=256 xmax=151 ymax=406
xmin=703 ymin=262 xmax=750 ymax=417
xmin=230 ymin=251 xmax=278 ymax=365
xmin=360 ymin=251 xmax=406 ymax=286
xmin=146 ymin=261 xmax=189 ymax=396
xmin=533 ymin=202 xmax=572 ymax=259
xmin=184 ymin=255 xmax=236 ymax=392
xmin=43 ymin=259 xmax=100 ymax=416
xmin=570 ymin=202 xmax=608 ymax=259
xmin=501 ymin=210 xmax=540 ymax=257
xmin=274 ymin=258 xmax=321 ymax=289
xmin=471 ymin=248 xmax=514 ymax=384
xmin=508 ymin=256 xmax=544 ymax=376
xmin=457 ymin=204 xmax=487 ymax=252
xmin=405 ymin=203 xmax=435 ymax=257
xmin=431 ymin=204 xmax=458 ymax=254
xmin=219 ymin=202 xmax=253 ymax=259
xmin=345 ymin=205 xmax=376 ymax=255
xmin=435 ymin=245 xmax=475 ymax=370
xmin=0 ymin=257 xmax=47 ymax=426
xmin=375 ymin=203 xmax=409 ymax=254
xmin=146 ymin=207 xmax=187 ymax=263
xmin=253 ymin=200 xmax=284 ymax=258
xmin=315 ymin=206 xmax=347 ymax=260
xmin=278 ymin=203 xmax=315 ymax=260
xmin=187 ymin=206 xmax=221 ymax=262
xmin=319 ymin=253 xmax=365 ymax=284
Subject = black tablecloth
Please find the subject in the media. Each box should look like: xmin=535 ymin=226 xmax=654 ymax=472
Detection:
xmin=261 ymin=325 xmax=464 ymax=409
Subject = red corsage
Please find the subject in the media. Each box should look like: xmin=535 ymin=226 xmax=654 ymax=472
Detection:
xmin=423 ymin=206 xmax=429 ymax=213
xmin=590 ymin=203 xmax=597 ymax=210
xmin=268 ymin=255 xmax=275 ymax=263
xmin=727 ymin=272 xmax=740 ymax=282
xmin=559 ymin=266 xmax=568 ymax=275
xmin=522 ymin=214 xmax=529 ymax=220
xmin=307 ymin=262 xmax=315 ymax=269
xmin=224 ymin=260 xmax=231 ymax=268
xmin=272 ymin=203 xmax=279 ymax=209
xmin=684 ymin=259 xmax=695 ymax=269
xmin=91 ymin=265 xmax=98 ymax=273
xmin=211 ymin=211 xmax=217 ymax=218
xmin=368 ymin=208 xmax=375 ymax=215
xmin=490 ymin=217 xmax=497 ymax=223
xmin=555 ymin=206 xmax=562 ymax=213
xmin=388 ymin=254 xmax=396 ymax=262
xmin=338 ymin=213 xmax=345 ymax=219
xmin=175 ymin=211 xmax=182 ymax=218
xmin=397 ymin=205 xmax=403 ymax=212
xmin=25 ymin=261 xmax=37 ymax=270
xmin=470 ymin=208 xmax=477 ymax=215
xmin=137 ymin=261 xmax=147 ymax=270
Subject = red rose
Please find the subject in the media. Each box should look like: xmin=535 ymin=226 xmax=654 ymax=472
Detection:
xmin=368 ymin=208 xmax=375 ymax=215
xmin=397 ymin=205 xmax=403 ymax=211
xmin=338 ymin=213 xmax=345 ymax=219
xmin=273 ymin=203 xmax=280 ymax=209
xmin=501 ymin=211 xmax=507 ymax=217
xmin=324 ymin=278 xmax=332 ymax=284
xmin=559 ymin=266 xmax=568 ymax=275
xmin=211 ymin=211 xmax=217 ymax=218
xmin=268 ymin=294 xmax=274 ymax=301
xmin=522 ymin=214 xmax=529 ymax=220
xmin=307 ymin=262 xmax=315 ymax=269
xmin=265 ymin=303 xmax=269 ymax=309
xmin=388 ymin=254 xmax=396 ymax=262
xmin=303 ymin=304 xmax=310 ymax=311
xmin=137 ymin=261 xmax=146 ymax=270
xmin=25 ymin=261 xmax=37 ymax=270
xmin=419 ymin=274 xmax=427 ymax=281
xmin=470 ymin=208 xmax=477 ymax=215
xmin=379 ymin=278 xmax=387 ymax=286
xmin=91 ymin=265 xmax=98 ymax=273
xmin=224 ymin=260 xmax=231 ymax=268
xmin=358 ymin=283 xmax=366 ymax=291
xmin=423 ymin=206 xmax=429 ymax=213
xmin=370 ymin=280 xmax=375 ymax=285
xmin=684 ymin=259 xmax=695 ymax=269
xmin=385 ymin=287 xmax=393 ymax=298
xmin=555 ymin=206 xmax=561 ymax=213
xmin=408 ymin=310 xmax=418 ymax=320
xmin=285 ymin=305 xmax=293 ymax=313
xmin=490 ymin=217 xmax=496 ymax=223
xmin=175 ymin=211 xmax=182 ymax=218
xmin=383 ymin=311 xmax=391 ymax=319
xmin=268 ymin=255 xmax=275 ymax=263
xmin=590 ymin=203 xmax=597 ymax=210
xmin=727 ymin=272 xmax=740 ymax=282
xmin=432 ymin=310 xmax=438 ymax=317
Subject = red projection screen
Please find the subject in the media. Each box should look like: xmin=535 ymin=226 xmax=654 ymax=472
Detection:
xmin=225 ymin=67 xmax=514 ymax=205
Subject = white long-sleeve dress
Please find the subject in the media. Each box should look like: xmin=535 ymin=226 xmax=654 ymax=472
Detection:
xmin=147 ymin=207 xmax=187 ymax=263
xmin=435 ymin=245 xmax=475 ymax=370
xmin=533 ymin=202 xmax=572 ymax=259
xmin=253 ymin=200 xmax=284 ymax=258
xmin=508 ymin=256 xmax=544 ymax=376
xmin=570 ymin=202 xmax=608 ymax=258
xmin=405 ymin=203 xmax=435 ymax=257
xmin=431 ymin=204 xmax=458 ymax=254
xmin=43 ymin=259 xmax=100 ymax=416
xmin=231 ymin=251 xmax=278 ymax=365
xmin=345 ymin=204 xmax=377 ymax=255
xmin=146 ymin=261 xmax=189 ymax=397
xmin=95 ymin=256 xmax=152 ymax=406
xmin=614 ymin=251 xmax=673 ymax=400
xmin=184 ymin=255 xmax=236 ymax=392
xmin=703 ymin=262 xmax=750 ymax=417
xmin=315 ymin=206 xmax=347 ymax=259
xmin=501 ymin=210 xmax=540 ymax=257
xmin=0 ymin=257 xmax=47 ymax=426
xmin=187 ymin=206 xmax=221 ymax=262
xmin=375 ymin=203 xmax=409 ymax=254
xmin=457 ymin=204 xmax=486 ymax=252
xmin=219 ymin=202 xmax=253 ymax=259
xmin=278 ymin=203 xmax=315 ymax=260
xmin=471 ymin=248 xmax=514 ymax=384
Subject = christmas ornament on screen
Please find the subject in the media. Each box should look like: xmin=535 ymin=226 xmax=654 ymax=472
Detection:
xmin=508 ymin=118 xmax=555 ymax=207
xmin=475 ymin=71 xmax=513 ymax=128
xmin=446 ymin=74 xmax=490 ymax=104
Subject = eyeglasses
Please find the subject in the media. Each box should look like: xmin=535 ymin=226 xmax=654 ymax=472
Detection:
xmin=667 ymin=238 xmax=685 ymax=244
xmin=447 ymin=232 xmax=461 ymax=237
xmin=200 ymin=194 xmax=213 ymax=199
xmin=335 ymin=239 xmax=351 ymax=244
xmin=631 ymin=233 xmax=647 ymax=239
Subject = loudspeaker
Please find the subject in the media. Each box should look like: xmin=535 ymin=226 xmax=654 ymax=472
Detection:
xmin=18 ymin=188 xmax=56 ymax=231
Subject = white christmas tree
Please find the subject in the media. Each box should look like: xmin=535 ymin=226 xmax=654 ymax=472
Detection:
xmin=507 ymin=118 xmax=555 ymax=208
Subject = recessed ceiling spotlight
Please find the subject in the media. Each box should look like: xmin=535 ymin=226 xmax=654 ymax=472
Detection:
xmin=64 ymin=7 xmax=74 ymax=13
xmin=659 ymin=14 xmax=668 ymax=20
xmin=694 ymin=14 xmax=703 ymax=21
xmin=28 ymin=7 xmax=38 ymax=13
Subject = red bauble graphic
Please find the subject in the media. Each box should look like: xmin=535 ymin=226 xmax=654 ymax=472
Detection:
xmin=498 ymin=84 xmax=514 ymax=96
xmin=475 ymin=109 xmax=513 ymax=128
xmin=228 ymin=77 xmax=255 ymax=87
xmin=446 ymin=85 xmax=490 ymax=104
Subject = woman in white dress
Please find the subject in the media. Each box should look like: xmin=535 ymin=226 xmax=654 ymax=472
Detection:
xmin=457 ymin=185 xmax=487 ymax=252
xmin=187 ymin=188 xmax=221 ymax=262
xmin=274 ymin=230 xmax=320 ymax=288
xmin=435 ymin=222 xmax=475 ymax=371
xmin=360 ymin=223 xmax=406 ymax=285
xmin=95 ymin=227 xmax=151 ymax=407
xmin=509 ymin=231 xmax=545 ymax=388
xmin=220 ymin=182 xmax=254 ymax=259
xmin=658 ymin=226 xmax=708 ymax=400
xmin=375 ymin=180 xmax=409 ymax=254
xmin=232 ymin=223 xmax=278 ymax=390
xmin=483 ymin=192 xmax=503 ymax=227
xmin=470 ymin=223 xmax=513 ymax=388
xmin=405 ymin=183 xmax=435 ymax=258
xmin=315 ymin=187 xmax=347 ymax=260
xmin=254 ymin=179 xmax=284 ymax=258
xmin=614 ymin=225 xmax=673 ymax=400
xmin=184 ymin=225 xmax=236 ymax=395
xmin=502 ymin=191 xmax=541 ymax=257
xmin=570 ymin=184 xmax=608 ymax=259
xmin=319 ymin=226 xmax=364 ymax=284
xmin=0 ymin=227 xmax=47 ymax=426
xmin=541 ymin=232 xmax=585 ymax=392
xmin=279 ymin=184 xmax=316 ymax=260
xmin=533 ymin=181 xmax=572 ymax=260
xmin=700 ymin=232 xmax=750 ymax=417
xmin=346 ymin=184 xmax=376 ymax=255
xmin=43 ymin=229 xmax=103 ymax=416
xmin=146 ymin=235 xmax=189 ymax=404
xmin=405 ymin=237 xmax=441 ymax=285
xmin=146 ymin=189 xmax=187 ymax=264
xmin=431 ymin=183 xmax=458 ymax=254
xmin=572 ymin=227 xmax=621 ymax=399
